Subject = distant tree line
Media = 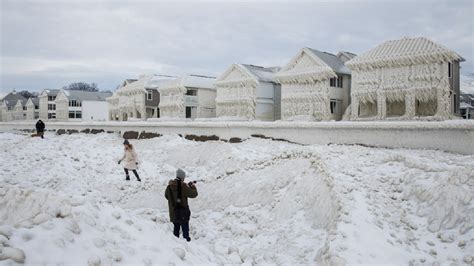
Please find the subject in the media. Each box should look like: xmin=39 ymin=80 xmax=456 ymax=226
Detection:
xmin=62 ymin=82 xmax=99 ymax=92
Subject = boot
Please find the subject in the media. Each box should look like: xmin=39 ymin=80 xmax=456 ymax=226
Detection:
xmin=125 ymin=176 xmax=130 ymax=181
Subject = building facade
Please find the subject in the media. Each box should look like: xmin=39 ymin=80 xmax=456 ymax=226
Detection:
xmin=460 ymin=93 xmax=474 ymax=119
xmin=275 ymin=48 xmax=354 ymax=121
xmin=39 ymin=89 xmax=60 ymax=120
xmin=215 ymin=64 xmax=281 ymax=121
xmin=0 ymin=91 xmax=40 ymax=122
xmin=107 ymin=75 xmax=175 ymax=121
xmin=55 ymin=89 xmax=112 ymax=121
xmin=346 ymin=37 xmax=464 ymax=120
xmin=159 ymin=75 xmax=216 ymax=119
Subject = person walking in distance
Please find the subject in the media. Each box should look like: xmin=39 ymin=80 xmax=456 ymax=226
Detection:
xmin=118 ymin=139 xmax=141 ymax=182
xmin=34 ymin=119 xmax=45 ymax=138
xmin=165 ymin=169 xmax=198 ymax=241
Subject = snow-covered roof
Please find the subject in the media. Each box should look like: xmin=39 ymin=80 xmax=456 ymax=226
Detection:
xmin=275 ymin=48 xmax=352 ymax=83
xmin=240 ymin=64 xmax=280 ymax=83
xmin=2 ymin=92 xmax=28 ymax=109
xmin=160 ymin=74 xmax=216 ymax=90
xmin=117 ymin=75 xmax=153 ymax=94
xmin=346 ymin=37 xmax=464 ymax=69
xmin=42 ymin=89 xmax=60 ymax=97
xmin=63 ymin=90 xmax=112 ymax=102
xmin=145 ymin=75 xmax=177 ymax=89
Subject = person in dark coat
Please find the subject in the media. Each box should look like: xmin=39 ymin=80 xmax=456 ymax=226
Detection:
xmin=164 ymin=168 xmax=198 ymax=241
xmin=34 ymin=120 xmax=45 ymax=138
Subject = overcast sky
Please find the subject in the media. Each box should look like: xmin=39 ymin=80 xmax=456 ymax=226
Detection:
xmin=1 ymin=0 xmax=473 ymax=93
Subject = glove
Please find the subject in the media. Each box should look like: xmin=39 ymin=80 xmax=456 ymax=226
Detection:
xmin=118 ymin=160 xmax=121 ymax=164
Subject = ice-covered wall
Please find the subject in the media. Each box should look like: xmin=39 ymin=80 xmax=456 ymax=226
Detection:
xmin=158 ymin=86 xmax=186 ymax=119
xmin=1 ymin=120 xmax=472 ymax=155
xmin=82 ymin=101 xmax=109 ymax=121
xmin=197 ymin=88 xmax=217 ymax=118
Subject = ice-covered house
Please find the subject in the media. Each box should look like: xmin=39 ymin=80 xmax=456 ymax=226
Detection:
xmin=0 ymin=91 xmax=28 ymax=121
xmin=107 ymin=75 xmax=175 ymax=121
xmin=39 ymin=89 xmax=60 ymax=120
xmin=55 ymin=90 xmax=112 ymax=121
xmin=275 ymin=48 xmax=355 ymax=121
xmin=25 ymin=98 xmax=39 ymax=120
xmin=214 ymin=64 xmax=281 ymax=121
xmin=158 ymin=74 xmax=216 ymax=120
xmin=345 ymin=37 xmax=464 ymax=120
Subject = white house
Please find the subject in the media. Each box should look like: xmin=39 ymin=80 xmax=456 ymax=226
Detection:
xmin=345 ymin=37 xmax=464 ymax=120
xmin=214 ymin=64 xmax=281 ymax=121
xmin=55 ymin=90 xmax=112 ymax=121
xmin=39 ymin=89 xmax=60 ymax=120
xmin=0 ymin=91 xmax=39 ymax=122
xmin=275 ymin=48 xmax=355 ymax=121
xmin=158 ymin=74 xmax=216 ymax=120
xmin=107 ymin=75 xmax=175 ymax=121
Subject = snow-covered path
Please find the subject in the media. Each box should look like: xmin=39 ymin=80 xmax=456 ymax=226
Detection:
xmin=0 ymin=132 xmax=472 ymax=265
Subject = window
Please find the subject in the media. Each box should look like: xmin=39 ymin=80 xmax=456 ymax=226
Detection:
xmin=35 ymin=105 xmax=39 ymax=110
xmin=330 ymin=99 xmax=342 ymax=114
xmin=23 ymin=106 xmax=27 ymax=110
xmin=147 ymin=90 xmax=153 ymax=101
xmin=69 ymin=111 xmax=82 ymax=119
xmin=186 ymin=89 xmax=197 ymax=96
xmin=330 ymin=76 xmax=343 ymax=88
xmin=48 ymin=96 xmax=56 ymax=101
xmin=448 ymin=62 xmax=452 ymax=78
xmin=48 ymin=104 xmax=56 ymax=110
xmin=48 ymin=113 xmax=56 ymax=119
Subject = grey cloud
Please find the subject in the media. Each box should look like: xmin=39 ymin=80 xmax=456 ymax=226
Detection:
xmin=1 ymin=0 xmax=472 ymax=92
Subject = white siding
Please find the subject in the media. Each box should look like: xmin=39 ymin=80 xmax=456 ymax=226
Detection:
xmin=82 ymin=101 xmax=109 ymax=121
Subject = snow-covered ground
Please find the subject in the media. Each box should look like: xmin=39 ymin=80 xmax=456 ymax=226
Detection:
xmin=0 ymin=132 xmax=473 ymax=265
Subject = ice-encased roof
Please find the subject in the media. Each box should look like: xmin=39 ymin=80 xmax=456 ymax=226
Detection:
xmin=161 ymin=74 xmax=216 ymax=90
xmin=305 ymin=48 xmax=351 ymax=75
xmin=240 ymin=64 xmax=280 ymax=83
xmin=63 ymin=90 xmax=112 ymax=101
xmin=346 ymin=37 xmax=464 ymax=69
xmin=145 ymin=75 xmax=177 ymax=89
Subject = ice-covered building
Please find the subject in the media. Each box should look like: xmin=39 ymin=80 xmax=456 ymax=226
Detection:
xmin=460 ymin=93 xmax=474 ymax=119
xmin=39 ymin=89 xmax=60 ymax=120
xmin=214 ymin=64 xmax=281 ymax=121
xmin=107 ymin=75 xmax=175 ymax=121
xmin=0 ymin=91 xmax=36 ymax=122
xmin=158 ymin=74 xmax=216 ymax=120
xmin=275 ymin=48 xmax=355 ymax=121
xmin=55 ymin=90 xmax=112 ymax=121
xmin=346 ymin=37 xmax=464 ymax=120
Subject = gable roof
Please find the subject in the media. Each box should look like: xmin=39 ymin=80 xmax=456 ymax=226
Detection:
xmin=346 ymin=37 xmax=464 ymax=69
xmin=41 ymin=89 xmax=60 ymax=97
xmin=240 ymin=64 xmax=280 ymax=83
xmin=160 ymin=74 xmax=216 ymax=91
xmin=145 ymin=75 xmax=177 ymax=89
xmin=62 ymin=90 xmax=112 ymax=101
xmin=305 ymin=48 xmax=351 ymax=75
xmin=2 ymin=92 xmax=27 ymax=109
xmin=275 ymin=47 xmax=351 ymax=83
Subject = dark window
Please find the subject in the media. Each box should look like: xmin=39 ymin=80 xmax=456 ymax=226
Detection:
xmin=76 ymin=111 xmax=82 ymax=119
xmin=23 ymin=106 xmax=27 ymax=110
xmin=330 ymin=76 xmax=343 ymax=88
xmin=186 ymin=89 xmax=197 ymax=96
xmin=147 ymin=91 xmax=153 ymax=100
xmin=48 ymin=96 xmax=56 ymax=101
xmin=448 ymin=62 xmax=452 ymax=78
xmin=69 ymin=111 xmax=75 ymax=118
xmin=186 ymin=107 xmax=192 ymax=118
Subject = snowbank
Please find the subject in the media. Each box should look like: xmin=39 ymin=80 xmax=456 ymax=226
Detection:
xmin=0 ymin=132 xmax=472 ymax=264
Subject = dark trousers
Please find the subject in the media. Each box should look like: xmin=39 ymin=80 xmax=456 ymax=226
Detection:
xmin=173 ymin=222 xmax=190 ymax=240
xmin=124 ymin=168 xmax=140 ymax=180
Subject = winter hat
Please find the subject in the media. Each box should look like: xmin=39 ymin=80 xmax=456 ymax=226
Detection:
xmin=123 ymin=139 xmax=130 ymax=145
xmin=176 ymin=168 xmax=186 ymax=180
